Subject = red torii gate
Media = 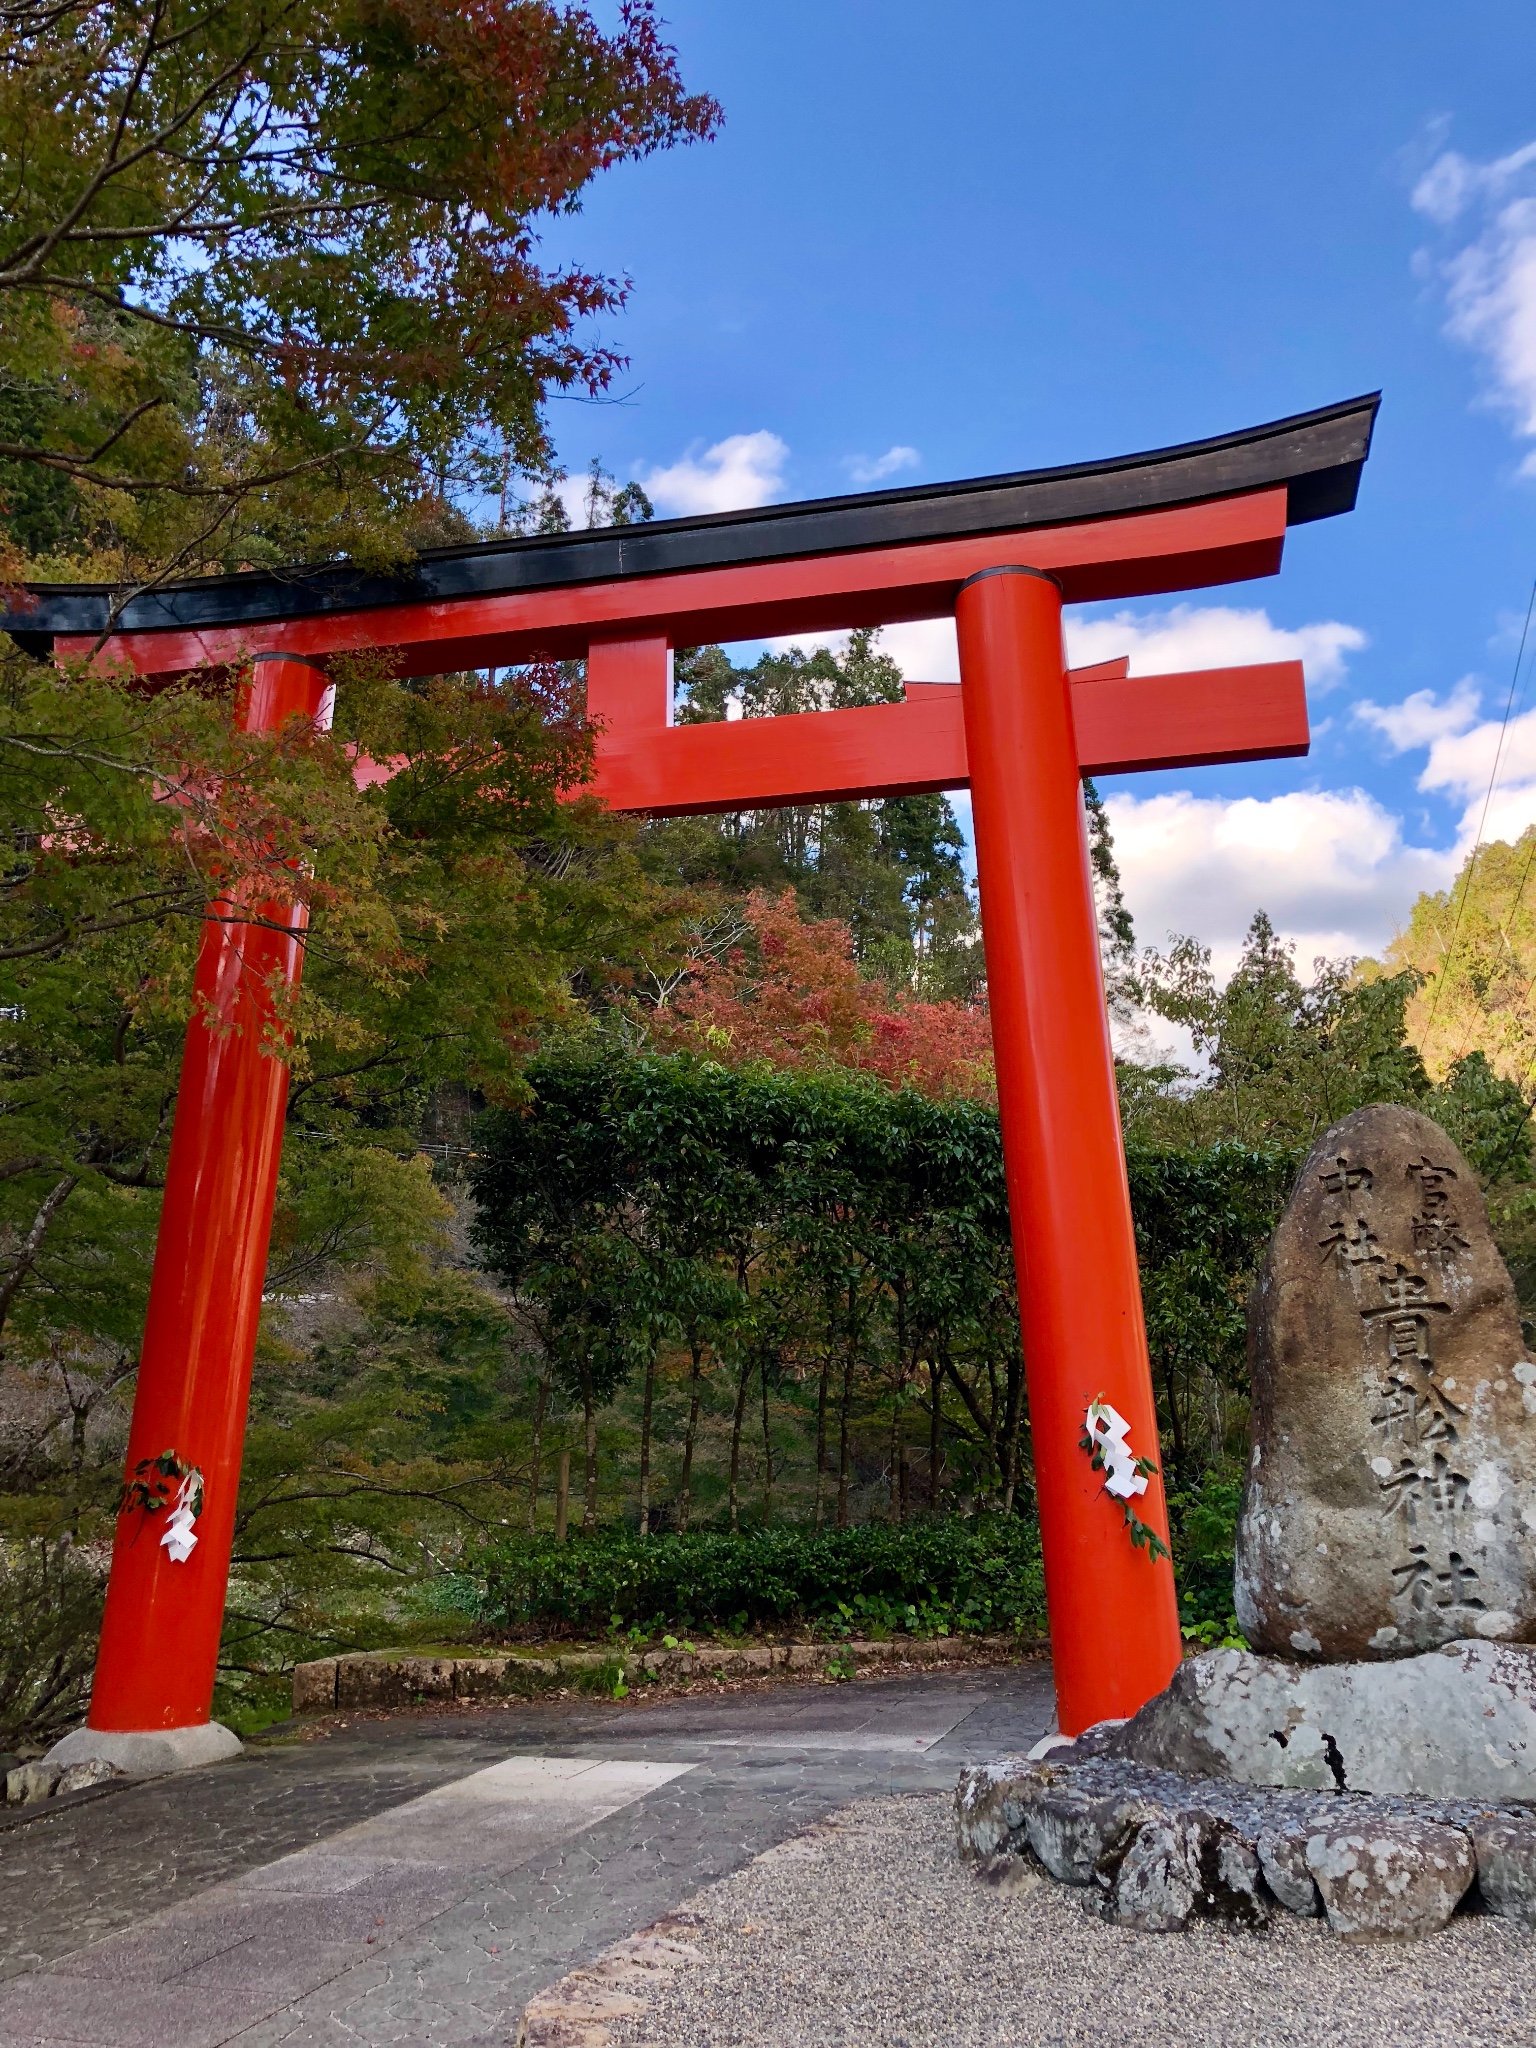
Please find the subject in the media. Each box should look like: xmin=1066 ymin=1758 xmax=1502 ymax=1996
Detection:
xmin=18 ymin=395 xmax=1377 ymax=1764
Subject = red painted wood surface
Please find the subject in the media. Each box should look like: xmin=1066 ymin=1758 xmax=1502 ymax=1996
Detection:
xmin=587 ymin=660 xmax=1308 ymax=814
xmin=76 ymin=476 xmax=1316 ymax=1744
xmin=86 ymin=656 xmax=330 ymax=1733
xmin=59 ymin=490 xmax=1287 ymax=683
xmin=955 ymin=567 xmax=1181 ymax=1733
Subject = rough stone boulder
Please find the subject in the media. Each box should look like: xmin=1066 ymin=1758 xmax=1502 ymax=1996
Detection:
xmin=1110 ymin=1811 xmax=1268 ymax=1932
xmin=1256 ymin=1826 xmax=1320 ymax=1914
xmin=1468 ymin=1814 xmax=1536 ymax=1925
xmin=1109 ymin=1639 xmax=1536 ymax=1799
xmin=1304 ymin=1819 xmax=1474 ymax=1942
xmin=1024 ymin=1783 xmax=1153 ymax=1884
xmin=1236 ymin=1101 xmax=1536 ymax=1661
xmin=953 ymin=1758 xmax=1055 ymax=1861
xmin=951 ymin=1751 xmax=1517 ymax=1940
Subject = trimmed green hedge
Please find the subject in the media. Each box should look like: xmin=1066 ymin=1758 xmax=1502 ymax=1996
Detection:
xmin=456 ymin=1517 xmax=1046 ymax=1639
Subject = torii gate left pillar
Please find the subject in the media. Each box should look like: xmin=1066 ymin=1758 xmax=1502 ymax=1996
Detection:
xmin=28 ymin=394 xmax=1374 ymax=1761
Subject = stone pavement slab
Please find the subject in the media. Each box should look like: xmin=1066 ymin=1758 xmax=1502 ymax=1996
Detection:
xmin=0 ymin=1755 xmax=692 ymax=2046
xmin=0 ymin=1662 xmax=1055 ymax=2048
xmin=0 ymin=1976 xmax=263 ymax=2048
xmin=617 ymin=1683 xmax=974 ymax=1752
xmin=0 ymin=1732 xmax=529 ymax=1978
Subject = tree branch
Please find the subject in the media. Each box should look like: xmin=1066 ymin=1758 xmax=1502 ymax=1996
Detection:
xmin=0 ymin=1173 xmax=78 ymax=1335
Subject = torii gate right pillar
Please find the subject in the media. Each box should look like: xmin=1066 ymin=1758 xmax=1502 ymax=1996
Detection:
xmin=956 ymin=564 xmax=1181 ymax=1732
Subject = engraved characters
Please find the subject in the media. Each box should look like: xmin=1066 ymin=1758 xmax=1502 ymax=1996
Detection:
xmin=1316 ymin=1150 xmax=1481 ymax=1616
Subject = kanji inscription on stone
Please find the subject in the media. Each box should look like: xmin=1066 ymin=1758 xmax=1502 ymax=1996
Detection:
xmin=1318 ymin=1156 xmax=1374 ymax=1197
xmin=1318 ymin=1216 xmax=1383 ymax=1273
xmin=1237 ymin=1103 xmax=1536 ymax=1661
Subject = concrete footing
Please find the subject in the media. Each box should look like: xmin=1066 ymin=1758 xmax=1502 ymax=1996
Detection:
xmin=44 ymin=1721 xmax=243 ymax=1778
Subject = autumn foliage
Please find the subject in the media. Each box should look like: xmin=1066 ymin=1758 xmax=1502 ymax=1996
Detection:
xmin=0 ymin=0 xmax=721 ymax=585
xmin=647 ymin=889 xmax=995 ymax=1103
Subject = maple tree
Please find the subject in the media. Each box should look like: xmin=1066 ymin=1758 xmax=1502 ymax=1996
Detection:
xmin=643 ymin=886 xmax=996 ymax=1104
xmin=0 ymin=0 xmax=719 ymax=596
xmin=0 ymin=0 xmax=727 ymax=1733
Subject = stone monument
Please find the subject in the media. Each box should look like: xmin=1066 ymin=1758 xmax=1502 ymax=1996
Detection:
xmin=1236 ymin=1101 xmax=1536 ymax=1659
xmin=954 ymin=1103 xmax=1536 ymax=1941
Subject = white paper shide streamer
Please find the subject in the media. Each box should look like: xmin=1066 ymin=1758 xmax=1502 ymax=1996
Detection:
xmin=160 ymin=1468 xmax=204 ymax=1563
xmin=1082 ymin=1399 xmax=1148 ymax=1502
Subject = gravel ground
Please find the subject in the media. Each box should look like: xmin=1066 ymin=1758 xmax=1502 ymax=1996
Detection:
xmin=604 ymin=1791 xmax=1536 ymax=2048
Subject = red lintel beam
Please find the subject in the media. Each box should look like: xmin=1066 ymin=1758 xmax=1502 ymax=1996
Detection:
xmin=59 ymin=491 xmax=1288 ymax=686
xmin=588 ymin=660 xmax=1309 ymax=816
xmin=1073 ymin=659 xmax=1309 ymax=775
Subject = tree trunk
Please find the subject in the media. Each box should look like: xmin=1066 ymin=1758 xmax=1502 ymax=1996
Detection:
xmin=836 ymin=1351 xmax=855 ymax=1529
xmin=70 ymin=1385 xmax=89 ymax=1474
xmin=555 ymin=1448 xmax=571 ymax=1542
xmin=943 ymin=1357 xmax=1001 ymax=1485
xmin=581 ymin=1369 xmax=598 ymax=1532
xmin=813 ymin=1353 xmax=831 ymax=1531
xmin=888 ymin=1282 xmax=908 ymax=1525
xmin=888 ymin=1389 xmax=902 ymax=1521
xmin=985 ymin=1357 xmax=1001 ymax=1492
xmin=679 ymin=1339 xmax=703 ymax=1534
xmin=760 ymin=1357 xmax=774 ymax=1522
xmin=0 ymin=1174 xmax=77 ymax=1338
xmin=928 ymin=1360 xmax=943 ymax=1509
xmin=1201 ymin=1362 xmax=1225 ymax=1472
xmin=526 ymin=1372 xmax=549 ymax=1534
xmin=638 ymin=1348 xmax=657 ymax=1537
xmin=1000 ymin=1353 xmax=1024 ymax=1515
xmin=1161 ymin=1353 xmax=1188 ymax=1485
xmin=727 ymin=1355 xmax=752 ymax=1533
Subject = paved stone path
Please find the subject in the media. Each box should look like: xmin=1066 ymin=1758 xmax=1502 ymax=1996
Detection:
xmin=0 ymin=1660 xmax=1055 ymax=2047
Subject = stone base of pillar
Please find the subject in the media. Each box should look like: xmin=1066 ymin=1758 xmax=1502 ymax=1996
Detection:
xmin=44 ymin=1720 xmax=243 ymax=1777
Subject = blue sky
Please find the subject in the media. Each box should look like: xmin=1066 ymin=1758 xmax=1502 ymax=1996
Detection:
xmin=534 ymin=0 xmax=1536 ymax=976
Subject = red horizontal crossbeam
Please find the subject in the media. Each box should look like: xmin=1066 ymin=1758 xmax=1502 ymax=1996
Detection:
xmin=61 ymin=490 xmax=1288 ymax=685
xmin=588 ymin=659 xmax=1309 ymax=815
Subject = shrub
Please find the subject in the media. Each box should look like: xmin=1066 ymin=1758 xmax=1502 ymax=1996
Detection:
xmin=456 ymin=1516 xmax=1046 ymax=1640
xmin=1168 ymin=1475 xmax=1245 ymax=1643
xmin=0 ymin=1539 xmax=106 ymax=1748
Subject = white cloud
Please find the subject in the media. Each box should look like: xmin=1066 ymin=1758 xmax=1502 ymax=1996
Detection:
xmin=757 ymin=617 xmax=960 ymax=678
xmin=641 ymin=431 xmax=789 ymax=516
xmin=1353 ymin=676 xmax=1482 ymax=751
xmin=1103 ymin=788 xmax=1454 ymax=977
xmin=761 ymin=602 xmax=1367 ymax=692
xmin=1412 ymin=140 xmax=1536 ymax=226
xmin=847 ymin=445 xmax=921 ymax=485
xmin=756 ymin=627 xmax=848 ymax=661
xmin=1472 ymin=781 xmax=1536 ymax=849
xmin=1444 ymin=200 xmax=1536 ymax=446
xmin=1414 ymin=140 xmax=1536 ymax=451
xmin=554 ymin=475 xmax=595 ymax=526
xmin=1066 ymin=603 xmax=1367 ymax=689
xmin=959 ymin=777 xmax=1457 ymax=987
xmin=876 ymin=618 xmax=961 ymax=680
xmin=1413 ymin=703 xmax=1536 ymax=833
xmin=1349 ymin=680 xmax=1536 ymax=855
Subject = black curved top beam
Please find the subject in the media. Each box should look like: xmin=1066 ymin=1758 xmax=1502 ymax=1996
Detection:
xmin=3 ymin=393 xmax=1378 ymax=647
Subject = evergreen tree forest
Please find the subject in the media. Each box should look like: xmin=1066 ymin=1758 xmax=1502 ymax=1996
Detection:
xmin=5 ymin=0 xmax=1536 ymax=1744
